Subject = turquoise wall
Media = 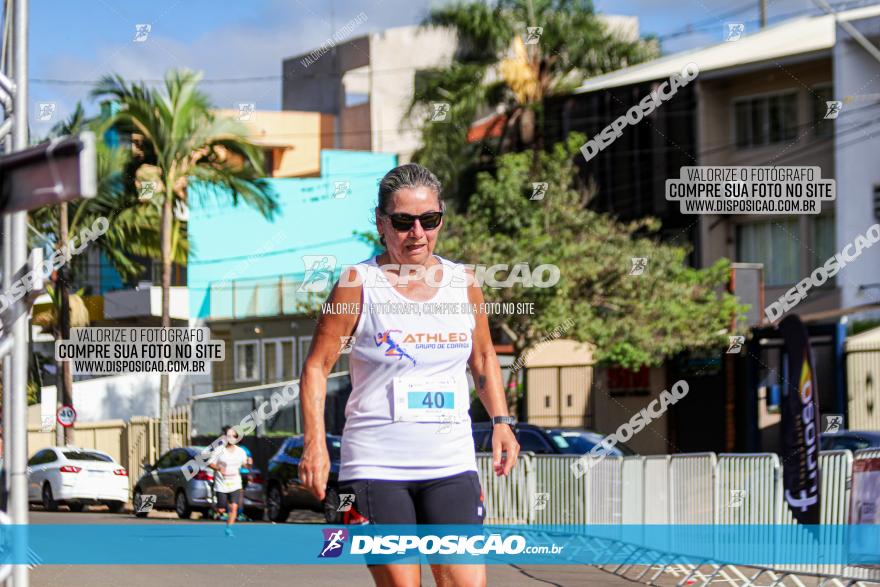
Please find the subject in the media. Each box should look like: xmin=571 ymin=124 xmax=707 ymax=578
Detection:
xmin=187 ymin=150 xmax=395 ymax=319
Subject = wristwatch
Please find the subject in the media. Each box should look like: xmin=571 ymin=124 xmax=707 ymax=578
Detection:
xmin=492 ymin=416 xmax=517 ymax=429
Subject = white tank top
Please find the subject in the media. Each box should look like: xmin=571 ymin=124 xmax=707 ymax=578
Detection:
xmin=339 ymin=255 xmax=478 ymax=481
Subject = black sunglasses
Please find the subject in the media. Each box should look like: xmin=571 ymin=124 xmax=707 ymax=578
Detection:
xmin=381 ymin=210 xmax=444 ymax=231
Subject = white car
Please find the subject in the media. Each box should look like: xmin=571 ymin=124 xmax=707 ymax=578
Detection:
xmin=27 ymin=447 xmax=128 ymax=512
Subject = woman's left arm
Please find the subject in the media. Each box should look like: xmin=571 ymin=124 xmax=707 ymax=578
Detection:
xmin=467 ymin=276 xmax=520 ymax=476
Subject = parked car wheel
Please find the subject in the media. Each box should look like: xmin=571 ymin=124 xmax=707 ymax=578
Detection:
xmin=323 ymin=486 xmax=342 ymax=524
xmin=105 ymin=501 xmax=124 ymax=513
xmin=67 ymin=502 xmax=85 ymax=512
xmin=266 ymin=484 xmax=290 ymax=523
xmin=41 ymin=483 xmax=58 ymax=512
xmin=132 ymin=488 xmax=148 ymax=518
xmin=175 ymin=490 xmax=192 ymax=519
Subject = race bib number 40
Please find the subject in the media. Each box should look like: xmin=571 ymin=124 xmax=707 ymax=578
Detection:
xmin=393 ymin=375 xmax=463 ymax=423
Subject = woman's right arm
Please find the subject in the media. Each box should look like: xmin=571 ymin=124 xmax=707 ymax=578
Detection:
xmin=298 ymin=267 xmax=362 ymax=501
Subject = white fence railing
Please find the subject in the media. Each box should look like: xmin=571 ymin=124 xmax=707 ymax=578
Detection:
xmin=475 ymin=448 xmax=880 ymax=584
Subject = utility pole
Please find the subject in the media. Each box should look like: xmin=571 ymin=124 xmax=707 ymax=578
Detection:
xmin=0 ymin=0 xmax=96 ymax=583
xmin=55 ymin=202 xmax=72 ymax=446
xmin=760 ymin=0 xmax=767 ymax=28
xmin=8 ymin=0 xmax=29 ymax=584
xmin=1 ymin=0 xmax=12 ymax=522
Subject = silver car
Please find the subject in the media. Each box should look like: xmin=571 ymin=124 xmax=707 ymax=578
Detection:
xmin=132 ymin=446 xmax=264 ymax=519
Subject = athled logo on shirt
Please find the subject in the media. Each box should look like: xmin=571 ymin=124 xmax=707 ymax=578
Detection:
xmin=375 ymin=330 xmax=417 ymax=366
xmin=402 ymin=332 xmax=470 ymax=351
xmin=375 ymin=330 xmax=471 ymax=364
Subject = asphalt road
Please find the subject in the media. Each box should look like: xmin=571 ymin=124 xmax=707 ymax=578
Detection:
xmin=24 ymin=507 xmax=640 ymax=587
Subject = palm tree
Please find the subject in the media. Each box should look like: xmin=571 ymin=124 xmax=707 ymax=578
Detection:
xmin=28 ymin=105 xmax=171 ymax=443
xmin=93 ymin=69 xmax=279 ymax=453
xmin=412 ymin=0 xmax=658 ymax=201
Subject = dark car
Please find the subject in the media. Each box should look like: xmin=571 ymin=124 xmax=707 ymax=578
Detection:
xmin=820 ymin=430 xmax=880 ymax=452
xmin=472 ymin=422 xmax=635 ymax=456
xmin=265 ymin=435 xmax=342 ymax=524
xmin=133 ymin=446 xmax=264 ymax=519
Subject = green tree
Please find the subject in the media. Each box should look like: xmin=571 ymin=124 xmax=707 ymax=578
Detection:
xmin=438 ymin=135 xmax=744 ymax=408
xmin=93 ymin=69 xmax=280 ymax=453
xmin=28 ymin=105 xmax=170 ymax=442
xmin=412 ymin=0 xmax=657 ymax=201
xmin=30 ymin=104 xmax=175 ymax=279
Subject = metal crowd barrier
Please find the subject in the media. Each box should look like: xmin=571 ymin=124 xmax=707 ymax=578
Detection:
xmin=670 ymin=453 xmax=716 ymax=524
xmin=475 ymin=448 xmax=880 ymax=585
xmin=643 ymin=455 xmax=670 ymax=524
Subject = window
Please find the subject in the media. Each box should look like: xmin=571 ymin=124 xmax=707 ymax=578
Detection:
xmin=811 ymin=215 xmax=836 ymax=273
xmin=326 ymin=438 xmax=342 ymax=460
xmin=284 ymin=437 xmax=304 ymax=458
xmin=297 ymin=336 xmax=313 ymax=374
xmin=737 ymin=219 xmax=801 ymax=286
xmin=608 ymin=366 xmax=650 ymax=396
xmin=155 ymin=451 xmax=175 ymax=469
xmin=549 ymin=433 xmax=572 ymax=450
xmin=472 ymin=429 xmax=491 ymax=452
xmin=829 ymin=435 xmax=871 ymax=452
xmin=28 ymin=449 xmax=55 ymax=466
xmin=812 ymin=85 xmax=834 ymax=138
xmin=234 ymin=340 xmax=260 ymax=382
xmin=550 ymin=432 xmax=597 ymax=454
xmin=517 ymin=430 xmax=554 ymax=454
xmin=262 ymin=337 xmax=295 ymax=384
xmin=63 ymin=451 xmax=112 ymax=462
xmin=263 ymin=148 xmax=276 ymax=176
xmin=874 ymin=185 xmax=880 ymax=222
xmin=170 ymin=450 xmax=190 ymax=468
xmin=733 ymin=92 xmax=798 ymax=148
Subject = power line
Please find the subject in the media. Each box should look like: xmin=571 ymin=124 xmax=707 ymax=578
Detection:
xmin=655 ymin=0 xmax=880 ymax=41
xmin=187 ymin=235 xmax=366 ymax=265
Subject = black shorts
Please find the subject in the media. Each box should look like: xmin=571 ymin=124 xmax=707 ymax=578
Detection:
xmin=338 ymin=470 xmax=484 ymax=525
xmin=216 ymin=489 xmax=243 ymax=510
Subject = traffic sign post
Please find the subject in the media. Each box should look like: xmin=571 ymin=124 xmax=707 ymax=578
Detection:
xmin=55 ymin=406 xmax=76 ymax=429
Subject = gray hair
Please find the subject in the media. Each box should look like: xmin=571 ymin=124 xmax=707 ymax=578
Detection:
xmin=377 ymin=163 xmax=443 ymax=214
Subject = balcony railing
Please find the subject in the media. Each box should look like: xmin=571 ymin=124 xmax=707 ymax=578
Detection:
xmin=208 ymin=270 xmax=341 ymax=319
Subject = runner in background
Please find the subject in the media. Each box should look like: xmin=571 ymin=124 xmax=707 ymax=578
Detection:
xmin=209 ymin=425 xmax=251 ymax=536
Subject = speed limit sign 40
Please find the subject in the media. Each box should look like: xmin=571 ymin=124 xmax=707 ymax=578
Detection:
xmin=57 ymin=405 xmax=76 ymax=428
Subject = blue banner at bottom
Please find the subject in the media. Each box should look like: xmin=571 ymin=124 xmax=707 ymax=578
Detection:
xmin=1 ymin=525 xmax=879 ymax=565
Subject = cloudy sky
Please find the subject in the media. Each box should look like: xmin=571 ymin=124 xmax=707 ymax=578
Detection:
xmin=23 ymin=0 xmax=875 ymax=129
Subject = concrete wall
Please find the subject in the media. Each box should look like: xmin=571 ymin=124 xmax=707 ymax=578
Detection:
xmin=39 ymin=370 xmax=205 ymax=421
xmin=103 ymin=286 xmax=189 ymax=321
xmin=187 ymin=149 xmax=396 ymax=321
xmin=590 ymin=366 xmax=672 ymax=455
xmin=213 ymin=109 xmax=334 ymax=178
xmin=833 ymin=17 xmax=880 ymax=311
xmin=340 ymin=102 xmax=372 ymax=151
xmin=363 ymin=26 xmax=458 ymax=161
xmin=282 ymin=37 xmax=371 ymax=115
xmin=283 ymin=20 xmax=639 ymax=162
